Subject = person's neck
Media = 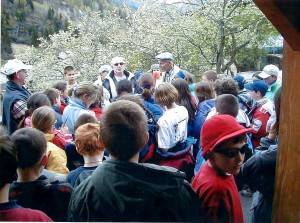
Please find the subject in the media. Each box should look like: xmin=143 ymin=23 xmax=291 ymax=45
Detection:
xmin=13 ymin=79 xmax=24 ymax=88
xmin=166 ymin=102 xmax=178 ymax=110
xmin=114 ymin=71 xmax=124 ymax=77
xmin=17 ymin=167 xmax=42 ymax=183
xmin=0 ymin=184 xmax=10 ymax=203
xmin=68 ymin=80 xmax=76 ymax=85
xmin=110 ymin=153 xmax=139 ymax=164
xmin=83 ymin=152 xmax=104 ymax=167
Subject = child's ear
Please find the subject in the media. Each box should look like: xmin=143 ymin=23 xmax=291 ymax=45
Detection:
xmin=40 ymin=153 xmax=48 ymax=167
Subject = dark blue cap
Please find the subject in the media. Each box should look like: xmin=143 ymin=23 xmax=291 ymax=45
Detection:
xmin=177 ymin=70 xmax=185 ymax=79
xmin=245 ymin=80 xmax=269 ymax=96
xmin=233 ymin=75 xmax=246 ymax=89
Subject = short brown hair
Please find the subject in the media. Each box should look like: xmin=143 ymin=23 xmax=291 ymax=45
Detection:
xmin=64 ymin=66 xmax=74 ymax=75
xmin=202 ymin=70 xmax=217 ymax=82
xmin=214 ymin=78 xmax=239 ymax=97
xmin=75 ymin=123 xmax=104 ymax=156
xmin=44 ymin=88 xmax=60 ymax=106
xmin=100 ymin=100 xmax=148 ymax=160
xmin=195 ymin=81 xmax=214 ymax=103
xmin=154 ymin=82 xmax=178 ymax=107
xmin=215 ymin=94 xmax=239 ymax=118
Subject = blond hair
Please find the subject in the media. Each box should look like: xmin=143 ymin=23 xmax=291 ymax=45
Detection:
xmin=32 ymin=106 xmax=56 ymax=133
xmin=154 ymin=82 xmax=178 ymax=107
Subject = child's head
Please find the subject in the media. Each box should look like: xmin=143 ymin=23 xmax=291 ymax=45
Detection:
xmin=195 ymin=81 xmax=214 ymax=103
xmin=0 ymin=127 xmax=17 ymax=189
xmin=74 ymin=113 xmax=99 ymax=132
xmin=44 ymin=88 xmax=61 ymax=106
xmin=214 ymin=78 xmax=239 ymax=97
xmin=75 ymin=123 xmax=104 ymax=156
xmin=72 ymin=81 xmax=99 ymax=107
xmin=138 ymin=72 xmax=155 ymax=100
xmin=201 ymin=115 xmax=252 ymax=175
xmin=11 ymin=128 xmax=47 ymax=169
xmin=215 ymin=94 xmax=239 ymax=118
xmin=53 ymin=81 xmax=68 ymax=99
xmin=64 ymin=65 xmax=75 ymax=84
xmin=27 ymin=93 xmax=51 ymax=116
xmin=32 ymin=106 xmax=56 ymax=133
xmin=154 ymin=82 xmax=178 ymax=107
xmin=100 ymin=100 xmax=148 ymax=161
xmin=202 ymin=70 xmax=217 ymax=83
xmin=245 ymin=80 xmax=269 ymax=100
xmin=116 ymin=79 xmax=133 ymax=96
xmin=89 ymin=85 xmax=103 ymax=109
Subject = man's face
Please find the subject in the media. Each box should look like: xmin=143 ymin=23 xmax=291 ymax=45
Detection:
xmin=16 ymin=69 xmax=29 ymax=86
xmin=263 ymin=75 xmax=276 ymax=85
xmin=112 ymin=62 xmax=125 ymax=76
xmin=159 ymin=60 xmax=173 ymax=73
xmin=65 ymin=70 xmax=76 ymax=84
xmin=210 ymin=137 xmax=246 ymax=175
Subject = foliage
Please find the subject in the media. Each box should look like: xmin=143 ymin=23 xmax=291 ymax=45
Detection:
xmin=16 ymin=0 xmax=279 ymax=92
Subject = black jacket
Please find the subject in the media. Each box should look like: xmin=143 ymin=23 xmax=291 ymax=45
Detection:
xmin=68 ymin=160 xmax=203 ymax=222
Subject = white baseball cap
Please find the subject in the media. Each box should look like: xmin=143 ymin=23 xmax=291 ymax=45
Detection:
xmin=111 ymin=57 xmax=125 ymax=65
xmin=99 ymin=65 xmax=112 ymax=74
xmin=1 ymin=59 xmax=32 ymax=76
xmin=155 ymin=52 xmax=174 ymax=61
xmin=258 ymin=64 xmax=279 ymax=79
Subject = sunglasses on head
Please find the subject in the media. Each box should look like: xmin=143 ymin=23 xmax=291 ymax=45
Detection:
xmin=114 ymin=63 xmax=124 ymax=66
xmin=214 ymin=143 xmax=249 ymax=158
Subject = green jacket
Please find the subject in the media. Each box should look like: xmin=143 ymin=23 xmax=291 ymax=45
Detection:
xmin=265 ymin=83 xmax=281 ymax=101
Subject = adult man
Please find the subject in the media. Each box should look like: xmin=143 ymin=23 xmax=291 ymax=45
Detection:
xmin=1 ymin=59 xmax=32 ymax=134
xmin=156 ymin=52 xmax=185 ymax=83
xmin=64 ymin=65 xmax=77 ymax=90
xmin=102 ymin=56 xmax=135 ymax=101
xmin=68 ymin=100 xmax=202 ymax=222
xmin=258 ymin=64 xmax=281 ymax=100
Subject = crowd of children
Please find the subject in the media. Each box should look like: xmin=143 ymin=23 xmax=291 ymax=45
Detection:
xmin=0 ymin=55 xmax=281 ymax=222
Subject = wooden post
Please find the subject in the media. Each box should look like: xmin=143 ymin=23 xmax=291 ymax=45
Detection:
xmin=273 ymin=41 xmax=300 ymax=223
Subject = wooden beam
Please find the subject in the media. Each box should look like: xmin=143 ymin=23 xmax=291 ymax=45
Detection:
xmin=253 ymin=0 xmax=300 ymax=50
xmin=273 ymin=41 xmax=300 ymax=223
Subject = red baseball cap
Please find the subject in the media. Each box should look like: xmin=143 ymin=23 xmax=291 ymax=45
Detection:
xmin=201 ymin=114 xmax=252 ymax=158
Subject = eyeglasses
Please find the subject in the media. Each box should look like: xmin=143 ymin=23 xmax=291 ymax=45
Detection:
xmin=114 ymin=63 xmax=124 ymax=66
xmin=214 ymin=143 xmax=249 ymax=158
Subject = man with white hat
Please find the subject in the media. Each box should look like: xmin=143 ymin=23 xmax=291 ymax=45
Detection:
xmin=258 ymin=64 xmax=281 ymax=100
xmin=155 ymin=52 xmax=185 ymax=83
xmin=102 ymin=57 xmax=135 ymax=101
xmin=1 ymin=59 xmax=32 ymax=134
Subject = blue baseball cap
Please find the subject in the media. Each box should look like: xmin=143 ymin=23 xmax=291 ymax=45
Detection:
xmin=233 ymin=75 xmax=246 ymax=89
xmin=245 ymin=80 xmax=269 ymax=96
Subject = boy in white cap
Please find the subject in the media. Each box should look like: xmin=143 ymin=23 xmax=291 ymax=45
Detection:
xmin=192 ymin=114 xmax=252 ymax=223
xmin=1 ymin=59 xmax=32 ymax=134
xmin=156 ymin=52 xmax=185 ymax=83
xmin=258 ymin=64 xmax=281 ymax=100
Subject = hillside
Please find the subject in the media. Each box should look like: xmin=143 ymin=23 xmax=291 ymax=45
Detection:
xmin=1 ymin=0 xmax=141 ymax=61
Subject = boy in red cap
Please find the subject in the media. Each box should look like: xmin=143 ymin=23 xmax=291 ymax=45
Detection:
xmin=192 ymin=114 xmax=252 ymax=223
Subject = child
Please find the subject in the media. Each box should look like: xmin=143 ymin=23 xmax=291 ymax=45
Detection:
xmin=67 ymin=123 xmax=104 ymax=188
xmin=44 ymin=87 xmax=63 ymax=129
xmin=0 ymin=127 xmax=52 ymax=221
xmin=53 ymin=81 xmax=69 ymax=114
xmin=32 ymin=106 xmax=69 ymax=175
xmin=154 ymin=82 xmax=195 ymax=181
xmin=9 ymin=128 xmax=72 ymax=221
xmin=68 ymin=100 xmax=201 ymax=222
xmin=63 ymin=81 xmax=98 ymax=134
xmin=245 ymin=80 xmax=274 ymax=148
xmin=192 ymin=114 xmax=252 ymax=222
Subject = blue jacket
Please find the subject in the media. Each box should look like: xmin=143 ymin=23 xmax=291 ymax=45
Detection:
xmin=2 ymin=81 xmax=31 ymax=134
xmin=62 ymin=98 xmax=94 ymax=134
